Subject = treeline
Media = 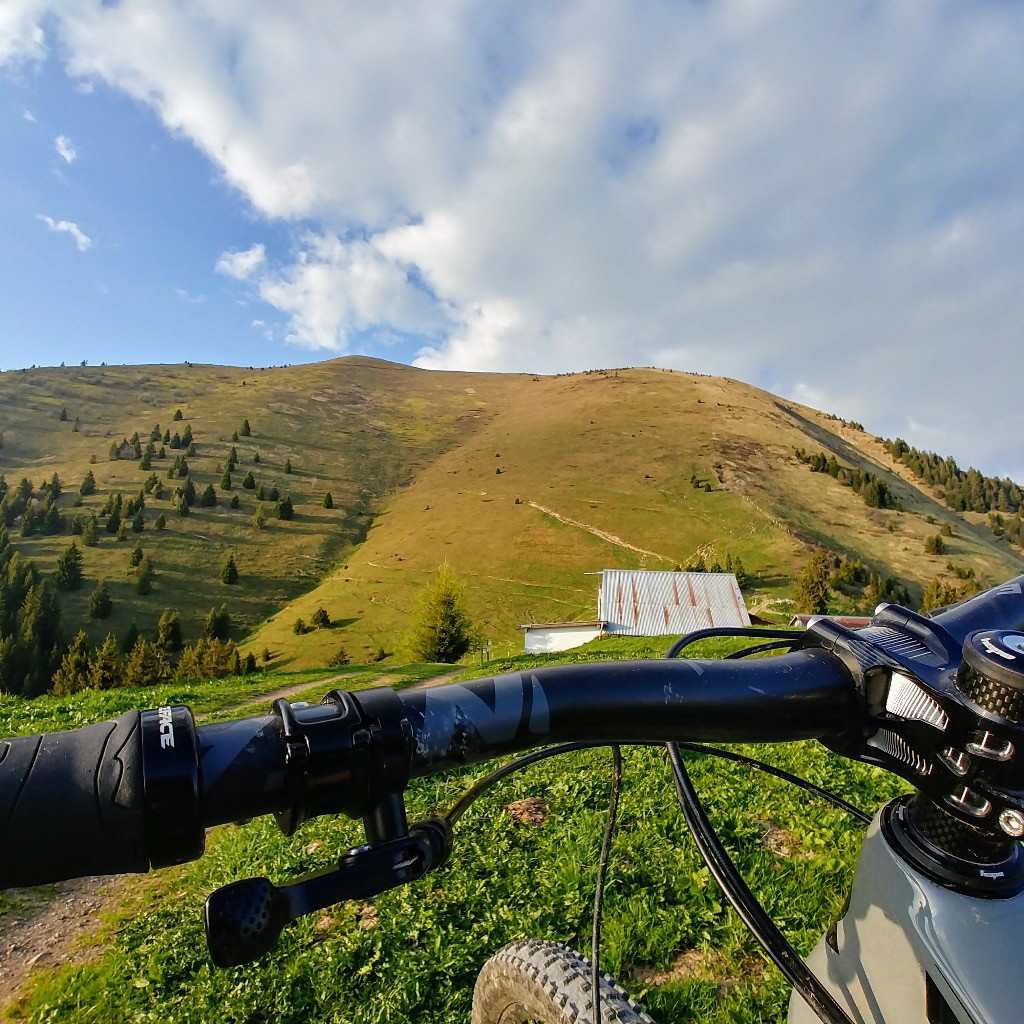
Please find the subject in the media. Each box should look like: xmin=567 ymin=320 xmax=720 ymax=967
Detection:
xmin=793 ymin=449 xmax=897 ymax=510
xmin=882 ymin=438 xmax=1022 ymax=515
xmin=679 ymin=550 xmax=749 ymax=588
xmin=51 ymin=611 xmax=257 ymax=696
xmin=0 ymin=523 xmax=62 ymax=696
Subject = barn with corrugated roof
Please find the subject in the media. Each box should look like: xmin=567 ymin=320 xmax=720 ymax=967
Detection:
xmin=598 ymin=569 xmax=750 ymax=636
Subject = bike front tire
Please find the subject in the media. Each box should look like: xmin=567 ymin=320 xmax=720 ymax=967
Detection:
xmin=471 ymin=939 xmax=655 ymax=1024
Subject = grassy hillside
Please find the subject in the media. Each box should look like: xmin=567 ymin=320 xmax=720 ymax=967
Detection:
xmin=2 ymin=359 xmax=1021 ymax=676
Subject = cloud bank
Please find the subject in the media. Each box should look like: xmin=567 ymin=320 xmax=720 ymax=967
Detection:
xmin=5 ymin=1 xmax=1024 ymax=477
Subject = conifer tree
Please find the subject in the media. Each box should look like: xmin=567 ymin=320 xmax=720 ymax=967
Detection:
xmin=156 ymin=608 xmax=183 ymax=652
xmin=173 ymin=408 xmax=183 ymax=421
xmin=323 ymin=492 xmax=333 ymax=509
xmin=277 ymin=495 xmax=294 ymax=520
xmin=201 ymin=484 xmax=217 ymax=507
xmin=82 ymin=514 xmax=99 ymax=547
xmin=132 ymin=509 xmax=145 ymax=533
xmin=122 ymin=637 xmax=171 ymax=688
xmin=284 ymin=457 xmax=292 ymax=474
xmin=121 ymin=620 xmax=140 ymax=654
xmin=240 ymin=419 xmax=251 ymax=437
xmin=88 ymin=579 xmax=112 ymax=619
xmin=155 ymin=512 xmax=167 ymax=531
xmin=79 ymin=471 xmax=97 ymax=496
xmin=220 ymin=470 xmax=232 ymax=491
xmin=795 ymin=551 xmax=831 ymax=615
xmin=89 ymin=634 xmax=123 ymax=690
xmin=52 ymin=630 xmax=91 ymax=696
xmin=129 ymin=541 xmax=144 ymax=567
xmin=136 ymin=556 xmax=155 ymax=595
xmin=221 ymin=554 xmax=239 ymax=585
xmin=53 ymin=541 xmax=84 ymax=591
xmin=242 ymin=471 xmax=256 ymax=489
xmin=229 ymin=494 xmax=240 ymax=510
xmin=408 ymin=562 xmax=475 ymax=663
xmin=16 ymin=581 xmax=63 ymax=697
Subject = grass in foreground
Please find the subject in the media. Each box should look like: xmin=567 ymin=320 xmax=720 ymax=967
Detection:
xmin=4 ymin=641 xmax=905 ymax=1023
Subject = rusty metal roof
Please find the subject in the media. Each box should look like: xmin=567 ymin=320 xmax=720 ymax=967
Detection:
xmin=598 ymin=570 xmax=750 ymax=636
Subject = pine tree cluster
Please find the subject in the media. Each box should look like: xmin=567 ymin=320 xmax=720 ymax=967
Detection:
xmin=883 ymin=438 xmax=1022 ymax=515
xmin=793 ymin=449 xmax=897 ymax=510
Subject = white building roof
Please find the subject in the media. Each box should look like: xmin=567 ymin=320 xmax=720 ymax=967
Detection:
xmin=599 ymin=570 xmax=750 ymax=636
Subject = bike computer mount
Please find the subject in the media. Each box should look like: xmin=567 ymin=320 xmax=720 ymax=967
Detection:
xmin=803 ymin=605 xmax=1024 ymax=895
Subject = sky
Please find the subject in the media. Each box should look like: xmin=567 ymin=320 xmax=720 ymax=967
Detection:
xmin=2 ymin=2 xmax=1024 ymax=482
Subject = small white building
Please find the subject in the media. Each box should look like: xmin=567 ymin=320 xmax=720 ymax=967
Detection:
xmin=519 ymin=620 xmax=607 ymax=654
xmin=599 ymin=569 xmax=750 ymax=636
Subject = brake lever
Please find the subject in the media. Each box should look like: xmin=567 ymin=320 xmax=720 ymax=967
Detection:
xmin=204 ymin=817 xmax=451 ymax=967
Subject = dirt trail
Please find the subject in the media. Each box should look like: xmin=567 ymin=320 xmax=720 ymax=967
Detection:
xmin=0 ymin=666 xmax=467 ymax=1009
xmin=0 ymin=877 xmax=126 ymax=1007
xmin=526 ymin=501 xmax=674 ymax=564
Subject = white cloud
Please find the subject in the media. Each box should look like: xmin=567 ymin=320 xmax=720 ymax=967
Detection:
xmin=54 ymin=134 xmax=76 ymax=163
xmin=174 ymin=287 xmax=206 ymax=305
xmin=36 ymin=214 xmax=91 ymax=252
xmin=22 ymin=108 xmax=36 ymax=122
xmin=215 ymin=243 xmax=266 ymax=280
xmin=255 ymin=233 xmax=450 ymax=351
xmin=9 ymin=1 xmax=1024 ymax=477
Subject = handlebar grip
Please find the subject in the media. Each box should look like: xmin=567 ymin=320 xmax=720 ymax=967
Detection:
xmin=0 ymin=711 xmax=149 ymax=887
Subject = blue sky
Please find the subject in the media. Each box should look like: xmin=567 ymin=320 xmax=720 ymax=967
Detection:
xmin=1 ymin=57 xmax=311 ymax=369
xmin=2 ymin=2 xmax=1024 ymax=481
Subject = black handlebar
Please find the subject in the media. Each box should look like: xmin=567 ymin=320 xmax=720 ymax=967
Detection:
xmin=4 ymin=572 xmax=1024 ymax=891
xmin=0 ymin=711 xmax=149 ymax=887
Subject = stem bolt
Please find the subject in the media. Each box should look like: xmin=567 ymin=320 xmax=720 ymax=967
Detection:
xmin=999 ymin=809 xmax=1024 ymax=838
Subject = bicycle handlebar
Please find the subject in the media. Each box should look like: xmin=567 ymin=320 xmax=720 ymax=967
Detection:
xmin=3 ymin=573 xmax=1024 ymax=890
xmin=0 ymin=648 xmax=855 ymax=887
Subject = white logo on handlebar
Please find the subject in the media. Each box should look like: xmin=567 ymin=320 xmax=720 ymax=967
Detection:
xmin=158 ymin=706 xmax=175 ymax=749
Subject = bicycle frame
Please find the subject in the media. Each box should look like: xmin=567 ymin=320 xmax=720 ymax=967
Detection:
xmin=790 ymin=805 xmax=1024 ymax=1024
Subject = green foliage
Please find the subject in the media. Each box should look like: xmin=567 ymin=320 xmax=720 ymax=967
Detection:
xmin=242 ymin=470 xmax=256 ymax=489
xmin=240 ymin=418 xmax=251 ymax=437
xmin=408 ymin=561 xmax=475 ymax=663
xmin=795 ymin=551 xmax=831 ymax=615
xmin=204 ymin=604 xmax=232 ymax=641
xmin=277 ymin=495 xmax=294 ymax=520
xmin=79 ymin=470 xmax=96 ymax=496
xmin=221 ymin=554 xmax=239 ymax=585
xmin=284 ymin=457 xmax=292 ymax=474
xmin=122 ymin=637 xmax=171 ymax=688
xmin=327 ymin=645 xmax=350 ymax=666
xmin=220 ymin=469 xmax=233 ymax=491
xmin=173 ymin=408 xmax=183 ymax=421
xmin=243 ymin=651 xmax=257 ymax=674
xmin=89 ymin=634 xmax=123 ymax=690
xmin=323 ymin=491 xmax=333 ymax=509
xmin=884 ymin=436 xmax=1023 ymax=515
xmin=136 ymin=555 xmax=155 ymax=595
xmin=154 ymin=512 xmax=167 ymax=531
xmin=200 ymin=484 xmax=217 ymax=507
xmin=51 ymin=630 xmax=91 ymax=696
xmin=53 ymin=541 xmax=84 ymax=591
xmin=924 ymin=533 xmax=946 ymax=555
xmin=87 ymin=579 xmax=112 ymax=620
xmin=156 ymin=609 xmax=183 ymax=652
xmin=310 ymin=606 xmax=330 ymax=629
xmin=129 ymin=541 xmax=144 ymax=568
xmin=174 ymin=638 xmax=239 ymax=681
xmin=293 ymin=617 xmax=308 ymax=635
xmin=230 ymin=494 xmax=240 ymax=510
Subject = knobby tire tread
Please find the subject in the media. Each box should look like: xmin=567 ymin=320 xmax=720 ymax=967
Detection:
xmin=471 ymin=939 xmax=655 ymax=1024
